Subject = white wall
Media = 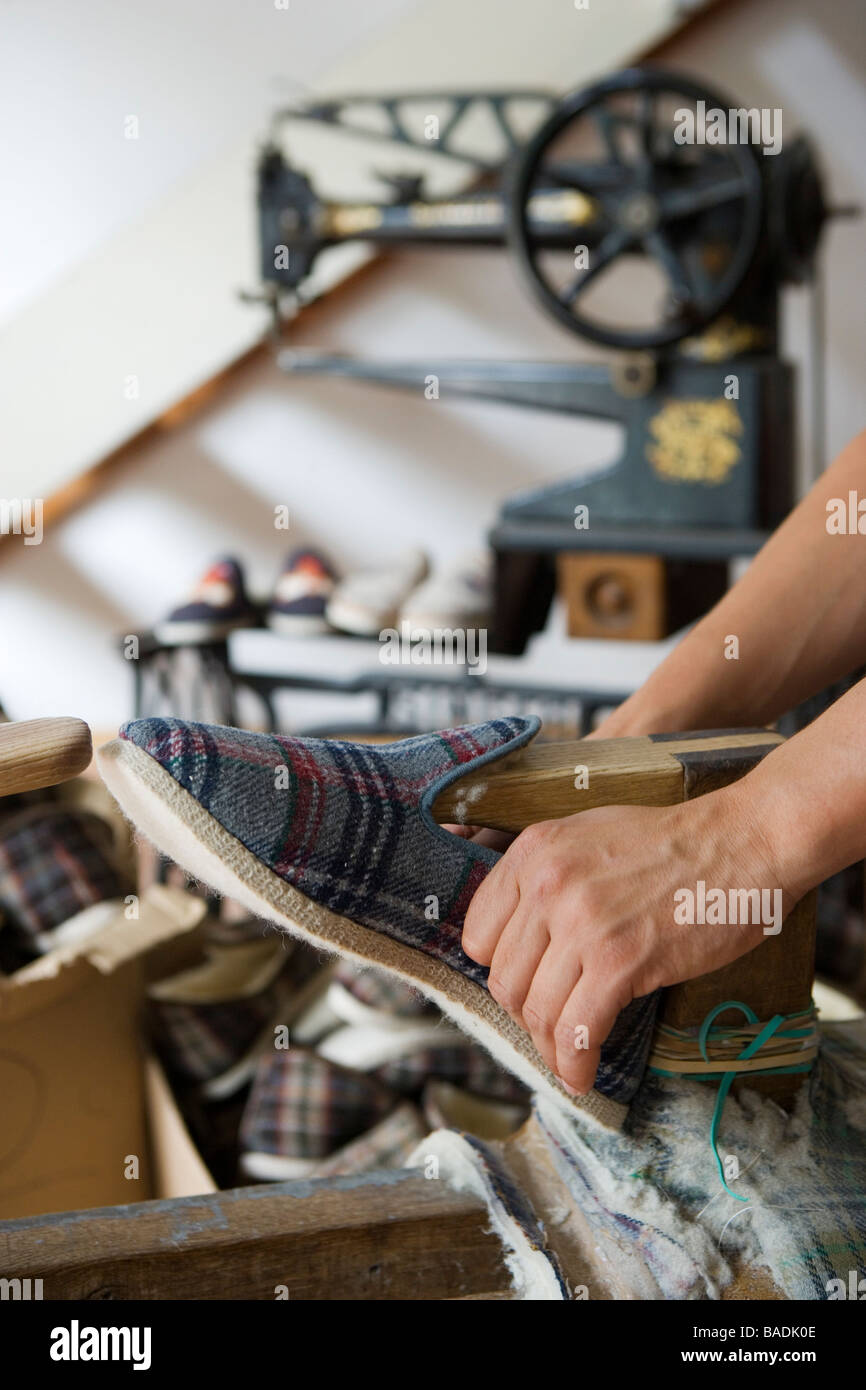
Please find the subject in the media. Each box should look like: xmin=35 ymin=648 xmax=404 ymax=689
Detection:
xmin=1 ymin=0 xmax=864 ymax=731
xmin=0 ymin=0 xmax=420 ymax=324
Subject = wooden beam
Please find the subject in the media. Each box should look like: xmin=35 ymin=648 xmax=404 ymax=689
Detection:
xmin=0 ymin=1171 xmax=512 ymax=1301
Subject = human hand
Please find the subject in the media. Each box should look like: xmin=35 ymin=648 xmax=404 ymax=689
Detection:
xmin=461 ymin=783 xmax=793 ymax=1095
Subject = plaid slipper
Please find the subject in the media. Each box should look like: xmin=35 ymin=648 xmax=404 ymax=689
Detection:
xmin=97 ymin=716 xmax=659 ymax=1128
xmin=318 ymin=1022 xmax=528 ymax=1104
xmin=238 ymin=1048 xmax=401 ymax=1179
xmin=148 ymin=938 xmax=291 ymax=1083
xmin=328 ymin=960 xmax=436 ymax=1029
xmin=0 ymin=803 xmax=128 ymax=962
xmin=309 ymin=1099 xmax=426 ymax=1178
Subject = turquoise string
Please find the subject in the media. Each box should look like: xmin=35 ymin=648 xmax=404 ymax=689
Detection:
xmin=649 ymin=999 xmax=817 ymax=1203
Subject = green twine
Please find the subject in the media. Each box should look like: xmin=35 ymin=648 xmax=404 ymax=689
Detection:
xmin=649 ymin=999 xmax=818 ymax=1203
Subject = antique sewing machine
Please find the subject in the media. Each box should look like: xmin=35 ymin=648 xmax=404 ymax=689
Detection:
xmin=255 ymin=69 xmax=852 ymax=649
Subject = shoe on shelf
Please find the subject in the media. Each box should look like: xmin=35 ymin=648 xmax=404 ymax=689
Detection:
xmin=154 ymin=558 xmax=259 ymax=646
xmin=267 ymin=549 xmax=337 ymax=636
xmin=399 ymin=553 xmax=492 ymax=631
xmin=326 ymin=547 xmax=428 ymax=637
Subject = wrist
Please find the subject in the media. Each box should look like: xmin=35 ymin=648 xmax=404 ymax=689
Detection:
xmin=716 ymin=763 xmax=817 ymax=907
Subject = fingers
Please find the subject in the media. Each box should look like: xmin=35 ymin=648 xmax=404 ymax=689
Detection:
xmin=442 ymin=823 xmax=516 ymax=852
xmin=552 ymin=975 xmax=631 ymax=1095
xmin=520 ymin=940 xmax=585 ymax=1074
xmin=487 ymin=908 xmax=549 ymax=1025
xmin=461 ymin=855 xmax=520 ymax=966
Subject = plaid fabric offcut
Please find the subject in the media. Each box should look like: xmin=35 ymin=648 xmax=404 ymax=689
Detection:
xmin=120 ymin=716 xmax=659 ymax=1105
xmin=0 ymin=806 xmax=127 ymax=943
xmin=331 ymin=961 xmax=435 ymax=1018
xmin=374 ymin=1043 xmax=528 ymax=1104
xmin=151 ymin=988 xmax=281 ymax=1084
xmin=240 ymin=1049 xmax=397 ymax=1161
xmin=310 ymin=1100 xmax=425 ymax=1177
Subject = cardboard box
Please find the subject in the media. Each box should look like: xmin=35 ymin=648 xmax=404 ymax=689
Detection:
xmin=0 ymin=884 xmax=206 ymax=1219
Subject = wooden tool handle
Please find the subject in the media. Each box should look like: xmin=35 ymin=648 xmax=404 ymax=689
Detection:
xmin=432 ymin=728 xmax=783 ymax=831
xmin=0 ymin=717 xmax=93 ymax=797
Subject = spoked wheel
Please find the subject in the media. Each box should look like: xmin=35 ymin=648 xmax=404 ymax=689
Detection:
xmin=508 ymin=69 xmax=764 ymax=350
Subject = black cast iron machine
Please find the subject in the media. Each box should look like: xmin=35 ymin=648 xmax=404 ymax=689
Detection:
xmin=252 ymin=69 xmax=853 ymax=647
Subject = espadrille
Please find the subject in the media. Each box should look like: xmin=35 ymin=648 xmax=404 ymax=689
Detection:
xmin=239 ymin=1048 xmax=405 ymax=1180
xmin=148 ymin=938 xmax=292 ymax=1084
xmin=97 ymin=716 xmax=660 ymax=1127
xmin=0 ymin=802 xmax=129 ymax=967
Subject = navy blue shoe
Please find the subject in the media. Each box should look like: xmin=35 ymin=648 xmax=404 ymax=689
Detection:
xmin=267 ymin=549 xmax=336 ymax=635
xmin=154 ymin=558 xmax=258 ymax=645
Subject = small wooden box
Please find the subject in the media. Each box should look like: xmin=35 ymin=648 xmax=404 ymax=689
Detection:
xmin=558 ymin=551 xmax=729 ymax=641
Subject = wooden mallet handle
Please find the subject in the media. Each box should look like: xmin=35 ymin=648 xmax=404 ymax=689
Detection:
xmin=0 ymin=717 xmax=93 ymax=797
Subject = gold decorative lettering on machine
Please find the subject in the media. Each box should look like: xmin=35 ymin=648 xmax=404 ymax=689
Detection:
xmin=325 ymin=204 xmax=385 ymax=236
xmin=679 ymin=314 xmax=770 ymax=363
xmin=406 ymin=188 xmax=595 ymax=229
xmin=646 ymin=398 xmax=744 ymax=485
xmin=408 ymin=198 xmax=503 ymax=228
xmin=322 ymin=189 xmax=597 ymax=237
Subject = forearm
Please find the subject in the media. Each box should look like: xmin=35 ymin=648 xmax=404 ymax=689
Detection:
xmin=596 ymin=429 xmax=866 ymax=737
xmin=726 ymin=672 xmax=866 ymax=901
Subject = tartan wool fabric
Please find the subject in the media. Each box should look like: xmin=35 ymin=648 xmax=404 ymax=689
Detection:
xmin=374 ymin=1042 xmax=529 ymax=1104
xmin=240 ymin=1049 xmax=398 ymax=1160
xmin=150 ymin=989 xmax=282 ymax=1084
xmin=119 ymin=716 xmax=660 ymax=1105
xmin=331 ymin=960 xmax=436 ymax=1019
xmin=0 ymin=805 xmax=127 ymax=945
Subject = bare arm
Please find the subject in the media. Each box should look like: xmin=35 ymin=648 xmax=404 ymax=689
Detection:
xmin=595 ymin=428 xmax=866 ymax=737
xmin=461 ymin=429 xmax=866 ymax=1094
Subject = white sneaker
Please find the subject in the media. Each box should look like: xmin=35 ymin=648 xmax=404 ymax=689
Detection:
xmin=326 ymin=548 xmax=429 ymax=636
xmin=400 ymin=553 xmax=491 ymax=630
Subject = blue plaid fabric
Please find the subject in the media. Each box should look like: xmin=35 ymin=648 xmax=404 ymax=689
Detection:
xmin=240 ymin=1049 xmax=397 ymax=1160
xmin=0 ymin=806 xmax=127 ymax=946
xmin=120 ymin=716 xmax=660 ymax=1105
xmin=374 ymin=1042 xmax=528 ymax=1104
